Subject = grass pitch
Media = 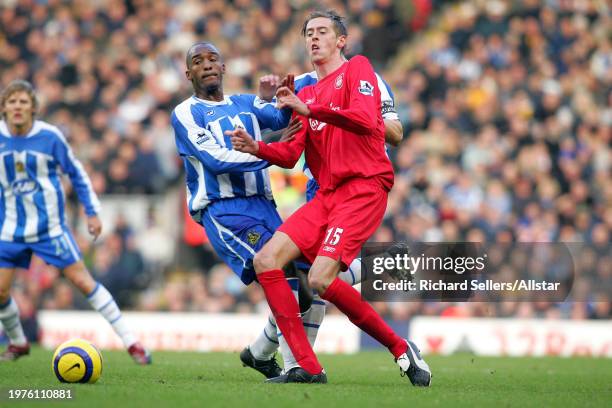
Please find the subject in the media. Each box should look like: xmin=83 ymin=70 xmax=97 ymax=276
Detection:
xmin=1 ymin=347 xmax=610 ymax=407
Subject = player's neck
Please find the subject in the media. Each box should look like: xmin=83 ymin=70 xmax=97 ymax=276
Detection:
xmin=314 ymin=54 xmax=346 ymax=80
xmin=195 ymin=82 xmax=224 ymax=102
xmin=8 ymin=120 xmax=33 ymax=137
xmin=195 ymin=90 xmax=224 ymax=102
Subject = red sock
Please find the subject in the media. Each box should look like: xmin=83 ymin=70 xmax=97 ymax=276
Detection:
xmin=258 ymin=269 xmax=322 ymax=375
xmin=322 ymin=277 xmax=407 ymax=359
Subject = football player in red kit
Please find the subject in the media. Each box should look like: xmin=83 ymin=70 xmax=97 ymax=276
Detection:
xmin=230 ymin=10 xmax=431 ymax=386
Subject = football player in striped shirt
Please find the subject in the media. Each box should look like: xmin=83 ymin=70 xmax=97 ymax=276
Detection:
xmin=172 ymin=42 xmax=292 ymax=287
xmin=172 ymin=42 xmax=320 ymax=378
xmin=0 ymin=80 xmax=150 ymax=364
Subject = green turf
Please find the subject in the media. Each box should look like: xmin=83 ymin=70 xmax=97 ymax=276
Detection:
xmin=0 ymin=347 xmax=610 ymax=407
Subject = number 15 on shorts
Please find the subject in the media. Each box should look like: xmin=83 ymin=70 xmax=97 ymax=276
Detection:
xmin=324 ymin=227 xmax=344 ymax=246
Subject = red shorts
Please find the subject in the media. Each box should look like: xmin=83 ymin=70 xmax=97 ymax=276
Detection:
xmin=278 ymin=179 xmax=388 ymax=269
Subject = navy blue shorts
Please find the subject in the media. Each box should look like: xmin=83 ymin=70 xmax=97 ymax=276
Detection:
xmin=200 ymin=196 xmax=283 ymax=285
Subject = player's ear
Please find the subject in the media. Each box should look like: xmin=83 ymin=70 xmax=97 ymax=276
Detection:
xmin=185 ymin=69 xmax=192 ymax=80
xmin=221 ymin=63 xmax=226 ymax=74
xmin=336 ymin=35 xmax=346 ymax=50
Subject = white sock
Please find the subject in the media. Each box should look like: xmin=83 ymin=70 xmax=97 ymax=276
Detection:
xmin=338 ymin=258 xmax=362 ymax=286
xmin=0 ymin=298 xmax=28 ymax=346
xmin=249 ymin=315 xmax=278 ymax=360
xmin=86 ymin=282 xmax=137 ymax=348
xmin=279 ymin=294 xmax=326 ymax=372
xmin=250 ymin=277 xmax=300 ymax=360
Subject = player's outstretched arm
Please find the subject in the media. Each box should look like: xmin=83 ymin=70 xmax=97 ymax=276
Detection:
xmin=228 ymin=127 xmax=260 ymax=155
xmin=172 ymin=110 xmax=270 ymax=175
xmin=230 ymin=119 xmax=306 ymax=169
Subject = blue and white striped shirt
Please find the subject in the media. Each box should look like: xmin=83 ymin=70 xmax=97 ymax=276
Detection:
xmin=172 ymin=94 xmax=286 ymax=220
xmin=0 ymin=120 xmax=100 ymax=242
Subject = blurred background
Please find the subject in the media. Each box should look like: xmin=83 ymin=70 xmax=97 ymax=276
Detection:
xmin=0 ymin=0 xmax=610 ymax=351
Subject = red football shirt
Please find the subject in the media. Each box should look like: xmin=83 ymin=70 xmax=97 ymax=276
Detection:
xmin=257 ymin=55 xmax=394 ymax=192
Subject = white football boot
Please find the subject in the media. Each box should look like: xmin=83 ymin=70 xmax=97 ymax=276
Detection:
xmin=396 ymin=340 xmax=432 ymax=386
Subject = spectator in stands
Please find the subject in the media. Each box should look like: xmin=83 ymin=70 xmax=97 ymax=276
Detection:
xmin=0 ymin=0 xmax=608 ymax=319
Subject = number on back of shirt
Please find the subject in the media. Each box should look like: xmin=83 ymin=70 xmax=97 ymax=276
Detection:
xmin=324 ymin=227 xmax=344 ymax=246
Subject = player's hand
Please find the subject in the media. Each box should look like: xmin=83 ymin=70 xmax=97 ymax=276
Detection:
xmin=279 ymin=117 xmax=303 ymax=142
xmin=276 ymin=86 xmax=310 ymax=116
xmin=227 ymin=127 xmax=259 ymax=154
xmin=281 ymin=74 xmax=295 ymax=94
xmin=259 ymin=74 xmax=281 ymax=102
xmin=87 ymin=215 xmax=102 ymax=241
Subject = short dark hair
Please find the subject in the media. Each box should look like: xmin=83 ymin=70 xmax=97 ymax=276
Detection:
xmin=185 ymin=42 xmax=222 ymax=68
xmin=301 ymin=9 xmax=348 ymax=38
xmin=1 ymin=79 xmax=38 ymax=117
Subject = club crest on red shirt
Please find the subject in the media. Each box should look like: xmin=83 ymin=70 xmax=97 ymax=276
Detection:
xmin=335 ymin=73 xmax=344 ymax=89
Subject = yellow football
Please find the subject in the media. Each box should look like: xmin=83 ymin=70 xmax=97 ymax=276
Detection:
xmin=52 ymin=339 xmax=103 ymax=383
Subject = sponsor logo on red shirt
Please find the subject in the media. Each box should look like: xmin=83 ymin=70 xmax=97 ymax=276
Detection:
xmin=309 ymin=118 xmax=326 ymax=131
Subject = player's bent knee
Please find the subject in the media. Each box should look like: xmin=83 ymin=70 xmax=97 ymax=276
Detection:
xmin=253 ymin=250 xmax=279 ymax=273
xmin=253 ymin=232 xmax=301 ymax=274
xmin=308 ymin=274 xmax=331 ymax=294
xmin=308 ymin=257 xmax=341 ymax=293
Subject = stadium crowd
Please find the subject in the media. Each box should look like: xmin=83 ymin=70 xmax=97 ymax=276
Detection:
xmin=0 ymin=0 xmax=609 ymax=340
